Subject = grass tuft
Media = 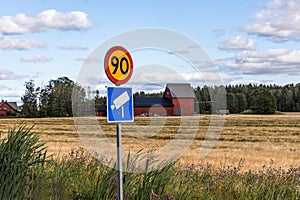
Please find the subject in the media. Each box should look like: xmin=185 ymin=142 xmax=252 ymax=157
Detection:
xmin=0 ymin=123 xmax=48 ymax=199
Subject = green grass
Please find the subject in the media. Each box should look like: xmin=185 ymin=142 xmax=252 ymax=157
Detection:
xmin=0 ymin=124 xmax=299 ymax=199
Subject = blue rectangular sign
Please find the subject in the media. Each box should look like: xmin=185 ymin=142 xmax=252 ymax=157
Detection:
xmin=107 ymin=87 xmax=134 ymax=123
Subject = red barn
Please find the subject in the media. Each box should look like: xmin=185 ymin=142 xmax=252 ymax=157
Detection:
xmin=163 ymin=83 xmax=195 ymax=116
xmin=134 ymin=83 xmax=195 ymax=116
xmin=0 ymin=100 xmax=20 ymax=117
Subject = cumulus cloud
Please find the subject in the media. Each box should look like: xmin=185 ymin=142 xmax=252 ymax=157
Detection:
xmin=20 ymin=55 xmax=53 ymax=63
xmin=243 ymin=0 xmax=300 ymax=42
xmin=58 ymin=45 xmax=88 ymax=51
xmin=0 ymin=9 xmax=92 ymax=35
xmin=0 ymin=35 xmax=45 ymax=50
xmin=218 ymin=36 xmax=256 ymax=51
xmin=216 ymin=48 xmax=300 ymax=75
xmin=0 ymin=69 xmax=30 ymax=80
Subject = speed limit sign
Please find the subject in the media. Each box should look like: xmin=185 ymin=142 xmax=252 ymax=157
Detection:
xmin=104 ymin=46 xmax=133 ymax=85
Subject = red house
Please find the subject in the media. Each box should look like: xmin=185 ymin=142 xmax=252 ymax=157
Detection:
xmin=134 ymin=83 xmax=195 ymax=116
xmin=0 ymin=100 xmax=20 ymax=117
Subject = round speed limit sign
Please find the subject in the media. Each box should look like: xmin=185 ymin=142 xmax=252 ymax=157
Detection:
xmin=104 ymin=46 xmax=133 ymax=85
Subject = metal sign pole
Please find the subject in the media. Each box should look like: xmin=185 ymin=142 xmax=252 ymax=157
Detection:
xmin=116 ymin=123 xmax=123 ymax=200
xmin=105 ymin=46 xmax=133 ymax=200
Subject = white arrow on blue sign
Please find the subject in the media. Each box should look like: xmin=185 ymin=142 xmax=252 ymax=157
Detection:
xmin=107 ymin=87 xmax=134 ymax=123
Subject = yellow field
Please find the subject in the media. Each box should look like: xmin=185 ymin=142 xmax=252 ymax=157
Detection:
xmin=0 ymin=113 xmax=299 ymax=171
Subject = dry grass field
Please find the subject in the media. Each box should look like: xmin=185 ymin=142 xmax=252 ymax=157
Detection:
xmin=0 ymin=113 xmax=299 ymax=171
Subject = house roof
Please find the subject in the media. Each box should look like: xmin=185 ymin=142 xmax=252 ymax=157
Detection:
xmin=0 ymin=101 xmax=18 ymax=111
xmin=165 ymin=83 xmax=195 ymax=98
xmin=134 ymin=97 xmax=174 ymax=107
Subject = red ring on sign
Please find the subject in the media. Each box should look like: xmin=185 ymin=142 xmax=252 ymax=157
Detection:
xmin=104 ymin=46 xmax=133 ymax=85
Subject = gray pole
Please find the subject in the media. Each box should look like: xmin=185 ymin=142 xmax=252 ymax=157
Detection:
xmin=116 ymin=123 xmax=123 ymax=200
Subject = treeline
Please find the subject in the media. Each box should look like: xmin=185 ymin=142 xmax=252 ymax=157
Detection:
xmin=228 ymin=83 xmax=300 ymax=113
xmin=21 ymin=76 xmax=300 ymax=117
xmin=195 ymin=83 xmax=300 ymax=114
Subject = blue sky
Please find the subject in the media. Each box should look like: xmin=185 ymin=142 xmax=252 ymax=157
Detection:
xmin=0 ymin=0 xmax=300 ymax=104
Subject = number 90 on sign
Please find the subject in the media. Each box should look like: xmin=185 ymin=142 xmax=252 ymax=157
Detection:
xmin=104 ymin=46 xmax=133 ymax=85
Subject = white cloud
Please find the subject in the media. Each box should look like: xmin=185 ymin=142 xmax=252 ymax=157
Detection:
xmin=0 ymin=88 xmax=24 ymax=104
xmin=218 ymin=36 xmax=256 ymax=51
xmin=0 ymin=69 xmax=30 ymax=80
xmin=181 ymin=72 xmax=228 ymax=84
xmin=74 ymin=56 xmax=101 ymax=63
xmin=131 ymin=70 xmax=227 ymax=87
xmin=0 ymin=9 xmax=92 ymax=35
xmin=229 ymin=79 xmax=275 ymax=86
xmin=243 ymin=0 xmax=300 ymax=42
xmin=20 ymin=55 xmax=53 ymax=63
xmin=0 ymin=90 xmax=24 ymax=98
xmin=0 ymin=35 xmax=45 ymax=50
xmin=216 ymin=48 xmax=300 ymax=75
xmin=235 ymin=49 xmax=300 ymax=64
xmin=72 ymin=67 xmax=228 ymax=96
xmin=58 ymin=45 xmax=88 ymax=51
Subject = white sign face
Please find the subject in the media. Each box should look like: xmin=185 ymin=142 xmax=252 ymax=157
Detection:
xmin=107 ymin=87 xmax=134 ymax=123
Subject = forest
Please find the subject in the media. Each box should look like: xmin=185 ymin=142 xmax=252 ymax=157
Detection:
xmin=21 ymin=76 xmax=300 ymax=117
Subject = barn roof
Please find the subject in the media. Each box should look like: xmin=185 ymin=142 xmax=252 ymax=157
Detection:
xmin=7 ymin=102 xmax=18 ymax=110
xmin=134 ymin=97 xmax=173 ymax=107
xmin=0 ymin=101 xmax=18 ymax=111
xmin=165 ymin=83 xmax=195 ymax=98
